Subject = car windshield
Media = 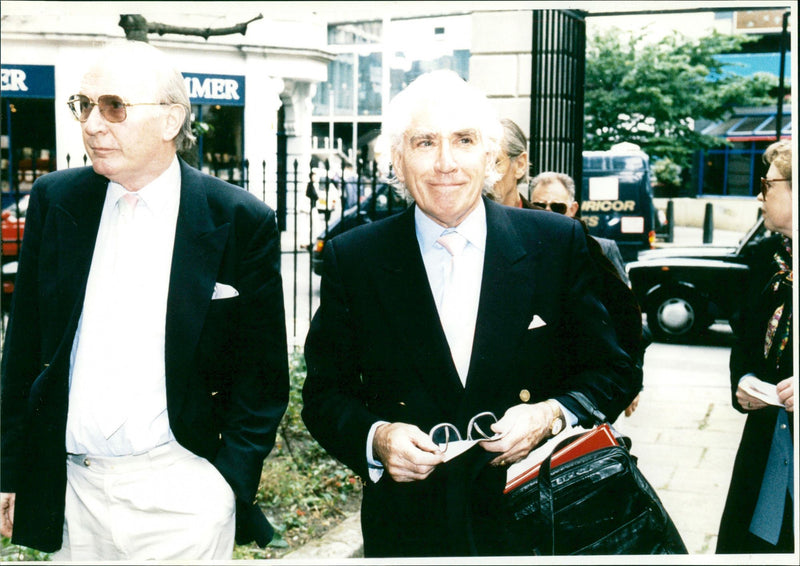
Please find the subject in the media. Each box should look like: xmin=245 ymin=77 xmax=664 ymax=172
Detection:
xmin=735 ymin=216 xmax=769 ymax=254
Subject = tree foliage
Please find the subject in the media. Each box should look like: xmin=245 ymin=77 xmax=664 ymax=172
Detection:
xmin=584 ymin=29 xmax=778 ymax=173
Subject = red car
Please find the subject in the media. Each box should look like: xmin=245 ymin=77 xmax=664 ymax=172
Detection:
xmin=2 ymin=196 xmax=27 ymax=314
xmin=2 ymin=195 xmax=27 ymax=259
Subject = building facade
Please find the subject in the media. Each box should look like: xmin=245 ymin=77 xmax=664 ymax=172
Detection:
xmin=1 ymin=3 xmax=334 ymax=209
xmin=2 ymin=2 xmax=793 ymax=211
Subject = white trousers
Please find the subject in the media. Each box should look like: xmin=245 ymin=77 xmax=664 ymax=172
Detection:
xmin=52 ymin=440 xmax=236 ymax=561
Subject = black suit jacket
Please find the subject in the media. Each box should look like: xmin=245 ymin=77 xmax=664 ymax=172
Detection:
xmin=717 ymin=235 xmax=794 ymax=553
xmin=1 ymin=160 xmax=289 ymax=552
xmin=302 ymin=198 xmax=641 ymax=557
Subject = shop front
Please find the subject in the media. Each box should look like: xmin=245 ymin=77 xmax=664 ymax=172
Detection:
xmin=1 ymin=64 xmax=57 ymax=207
xmin=183 ymin=72 xmax=246 ymax=187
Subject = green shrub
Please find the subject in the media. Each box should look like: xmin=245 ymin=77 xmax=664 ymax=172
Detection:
xmin=653 ymin=157 xmax=682 ymax=188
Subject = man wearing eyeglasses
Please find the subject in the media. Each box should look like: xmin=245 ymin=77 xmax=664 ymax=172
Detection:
xmin=302 ymin=70 xmax=641 ymax=557
xmin=0 ymin=41 xmax=289 ymax=560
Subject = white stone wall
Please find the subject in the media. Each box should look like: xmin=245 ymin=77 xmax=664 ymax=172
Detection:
xmin=469 ymin=10 xmax=534 ymax=142
xmin=656 ymin=197 xmax=762 ymax=232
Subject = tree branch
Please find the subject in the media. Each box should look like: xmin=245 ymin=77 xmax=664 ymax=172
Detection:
xmin=119 ymin=13 xmax=263 ymax=42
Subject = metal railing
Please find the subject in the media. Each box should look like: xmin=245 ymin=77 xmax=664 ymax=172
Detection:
xmin=1 ymin=153 xmax=392 ymax=346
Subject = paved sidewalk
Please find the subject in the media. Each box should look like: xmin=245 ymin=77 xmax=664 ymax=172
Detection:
xmin=283 ymin=513 xmax=363 ymax=560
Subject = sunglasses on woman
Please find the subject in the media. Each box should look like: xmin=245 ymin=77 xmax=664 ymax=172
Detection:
xmin=532 ymin=201 xmax=568 ymax=214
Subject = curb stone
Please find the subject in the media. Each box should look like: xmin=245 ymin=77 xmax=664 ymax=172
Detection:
xmin=283 ymin=512 xmax=363 ymax=559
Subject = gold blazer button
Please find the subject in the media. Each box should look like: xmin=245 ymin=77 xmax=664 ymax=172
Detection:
xmin=519 ymin=389 xmax=531 ymax=402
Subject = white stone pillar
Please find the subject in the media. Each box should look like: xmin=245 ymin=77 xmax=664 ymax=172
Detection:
xmin=244 ymin=60 xmax=284 ymax=209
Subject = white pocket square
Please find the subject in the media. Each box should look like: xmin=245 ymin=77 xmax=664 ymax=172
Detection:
xmin=212 ymin=282 xmax=239 ymax=300
xmin=528 ymin=314 xmax=547 ymax=330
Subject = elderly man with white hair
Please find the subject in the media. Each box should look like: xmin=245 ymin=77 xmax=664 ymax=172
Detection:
xmin=302 ymin=70 xmax=641 ymax=557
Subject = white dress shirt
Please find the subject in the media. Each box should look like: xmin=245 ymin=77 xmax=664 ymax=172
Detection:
xmin=416 ymin=200 xmax=486 ymax=384
xmin=366 ymin=201 xmax=486 ymax=481
xmin=66 ymin=157 xmax=181 ymax=456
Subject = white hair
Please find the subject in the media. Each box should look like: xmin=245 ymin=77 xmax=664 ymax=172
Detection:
xmin=379 ymin=70 xmax=502 ymax=200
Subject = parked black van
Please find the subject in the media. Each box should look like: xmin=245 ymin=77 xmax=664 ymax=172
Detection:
xmin=580 ymin=144 xmax=658 ymax=262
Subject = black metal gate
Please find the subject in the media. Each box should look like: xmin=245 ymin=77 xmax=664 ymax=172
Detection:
xmin=529 ymin=9 xmax=586 ymax=197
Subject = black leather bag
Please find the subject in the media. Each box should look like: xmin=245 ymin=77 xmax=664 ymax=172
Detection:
xmin=504 ymin=393 xmax=687 ymax=555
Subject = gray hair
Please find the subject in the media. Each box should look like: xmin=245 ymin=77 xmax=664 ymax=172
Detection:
xmin=91 ymin=40 xmax=196 ymax=152
xmin=530 ymin=171 xmax=577 ymax=201
xmin=380 ymin=70 xmax=502 ymax=200
xmin=500 ymin=118 xmax=529 ymax=184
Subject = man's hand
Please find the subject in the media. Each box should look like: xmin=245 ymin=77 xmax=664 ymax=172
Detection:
xmin=478 ymin=402 xmax=552 ymax=467
xmin=624 ymin=393 xmax=641 ymax=417
xmin=777 ymin=377 xmax=795 ymax=413
xmin=1 ymin=493 xmax=15 ymax=538
xmin=373 ymin=422 xmax=445 ymax=482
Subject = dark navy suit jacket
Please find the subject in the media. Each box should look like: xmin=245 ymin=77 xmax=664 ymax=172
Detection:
xmin=1 ymin=160 xmax=289 ymax=552
xmin=302 ymin=197 xmax=641 ymax=557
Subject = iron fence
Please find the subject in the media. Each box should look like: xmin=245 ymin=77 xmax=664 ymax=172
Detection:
xmin=1 ymin=153 xmax=387 ymax=346
xmin=530 ymin=9 xmax=586 ymax=198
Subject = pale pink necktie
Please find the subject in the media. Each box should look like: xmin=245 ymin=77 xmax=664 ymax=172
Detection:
xmin=436 ymin=231 xmax=471 ymax=385
xmin=120 ymin=192 xmax=139 ymax=215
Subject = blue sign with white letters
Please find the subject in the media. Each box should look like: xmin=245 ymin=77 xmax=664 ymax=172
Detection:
xmin=183 ymin=72 xmax=245 ymax=106
xmin=1 ymin=64 xmax=55 ymax=98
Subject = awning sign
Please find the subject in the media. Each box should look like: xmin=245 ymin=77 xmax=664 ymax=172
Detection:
xmin=1 ymin=65 xmax=55 ymax=98
xmin=183 ymin=72 xmax=245 ymax=106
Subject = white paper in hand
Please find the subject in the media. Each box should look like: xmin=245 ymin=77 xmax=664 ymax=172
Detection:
xmin=740 ymin=375 xmax=783 ymax=407
xmin=437 ymin=430 xmax=507 ymax=462
xmin=438 ymin=439 xmax=480 ymax=462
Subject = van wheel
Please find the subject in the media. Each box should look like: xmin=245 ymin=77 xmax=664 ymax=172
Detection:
xmin=646 ymin=289 xmax=708 ymax=342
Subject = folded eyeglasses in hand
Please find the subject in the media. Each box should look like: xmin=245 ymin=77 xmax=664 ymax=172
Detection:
xmin=429 ymin=411 xmax=507 ymax=462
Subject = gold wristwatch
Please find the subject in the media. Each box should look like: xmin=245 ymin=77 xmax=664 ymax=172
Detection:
xmin=545 ymin=399 xmax=566 ymax=437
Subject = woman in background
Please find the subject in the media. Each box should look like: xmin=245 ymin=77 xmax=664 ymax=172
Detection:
xmin=717 ymin=139 xmax=794 ymax=554
xmin=492 ymin=118 xmax=531 ymax=208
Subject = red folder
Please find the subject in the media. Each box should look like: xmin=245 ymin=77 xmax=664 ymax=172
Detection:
xmin=504 ymin=423 xmax=619 ymax=494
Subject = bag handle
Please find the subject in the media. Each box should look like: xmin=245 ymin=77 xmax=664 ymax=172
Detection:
xmin=538 ymin=438 xmax=559 ymax=555
xmin=538 ymin=391 xmax=605 ymax=555
xmin=565 ymin=390 xmax=607 ymax=425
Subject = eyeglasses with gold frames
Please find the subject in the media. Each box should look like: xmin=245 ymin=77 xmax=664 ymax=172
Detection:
xmin=67 ymin=94 xmax=170 ymax=123
xmin=760 ymin=177 xmax=791 ymax=198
